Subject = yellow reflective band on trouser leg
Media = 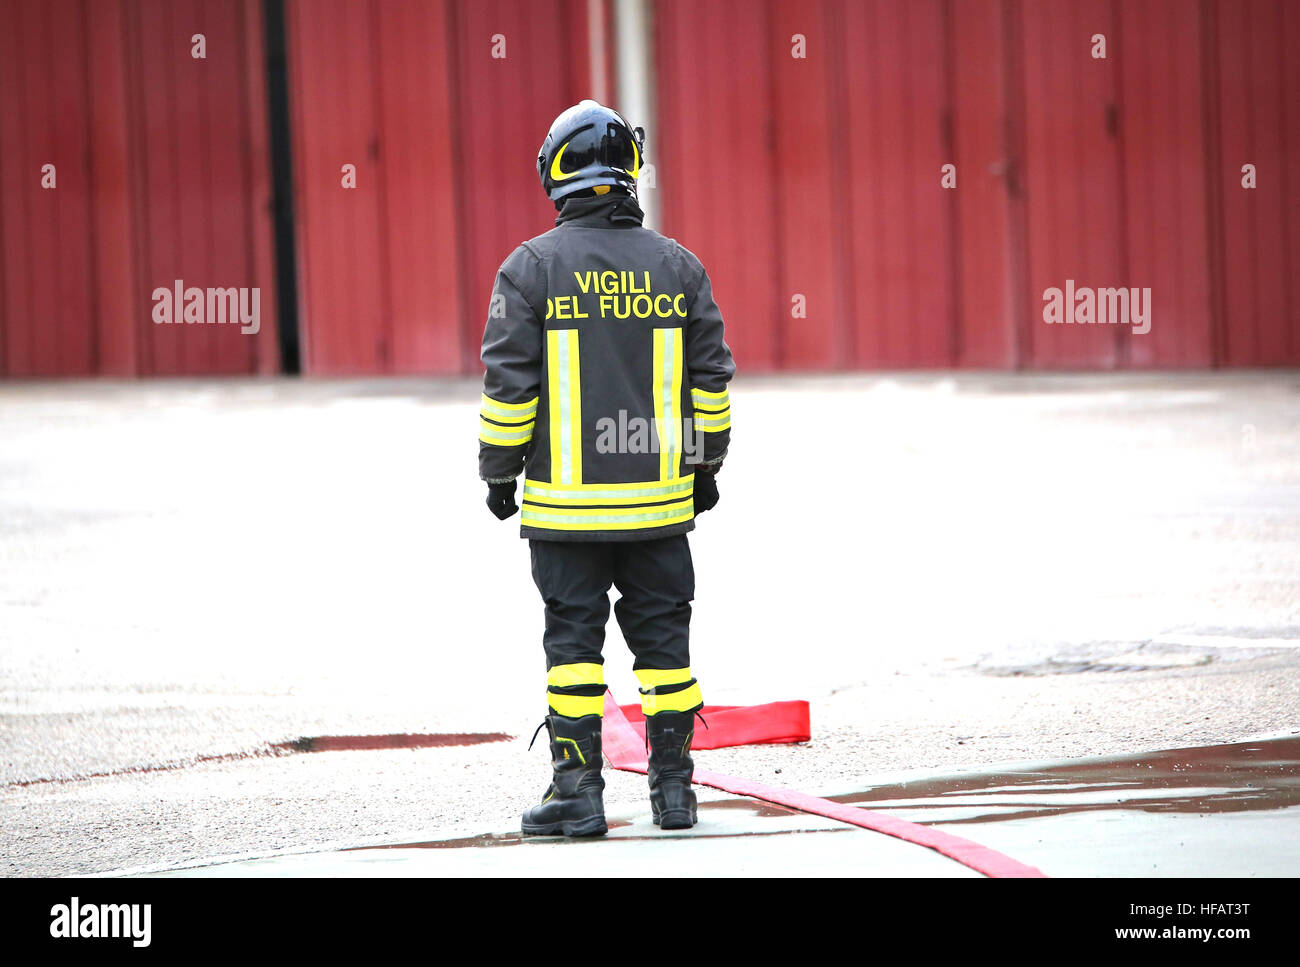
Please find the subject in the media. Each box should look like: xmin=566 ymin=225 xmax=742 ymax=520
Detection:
xmin=546 ymin=663 xmax=605 ymax=689
xmin=547 ymin=329 xmax=582 ymax=486
xmin=635 ymin=667 xmax=702 ymax=716
xmin=546 ymin=663 xmax=605 ymax=719
xmin=636 ymin=667 xmax=692 ymax=688
xmin=547 ymin=691 xmax=606 ymax=718
xmin=653 ymin=328 xmax=683 ymax=481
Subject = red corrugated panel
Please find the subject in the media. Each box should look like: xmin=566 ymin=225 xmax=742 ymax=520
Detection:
xmin=450 ymin=0 xmax=590 ymax=372
xmin=1018 ymin=0 xmax=1124 ymax=368
xmin=375 ymin=0 xmax=462 ymax=374
xmin=202 ymin=0 xmax=258 ymax=374
xmin=241 ymin=0 xmax=281 ymax=375
xmin=1215 ymin=0 xmax=1296 ymax=365
xmin=842 ymin=0 xmax=957 ymax=367
xmin=288 ymin=0 xmax=390 ymax=374
xmin=1286 ymin=0 xmax=1300 ymax=364
xmin=86 ymin=0 xmax=141 ymax=375
xmin=0 ymin=0 xmax=96 ymax=375
xmin=123 ymin=0 xmax=271 ymax=375
xmin=288 ymin=0 xmax=583 ymax=374
xmin=949 ymin=0 xmax=1016 ymax=368
xmin=0 ymin=0 xmax=32 ymax=375
xmin=1117 ymin=0 xmax=1213 ymax=367
xmin=655 ymin=0 xmax=781 ymax=372
xmin=767 ymin=0 xmax=844 ymax=369
xmin=132 ymin=0 xmax=185 ymax=374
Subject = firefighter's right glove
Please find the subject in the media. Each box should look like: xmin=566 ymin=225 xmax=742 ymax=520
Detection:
xmin=485 ymin=480 xmax=519 ymax=520
xmin=693 ymin=470 xmax=719 ymax=516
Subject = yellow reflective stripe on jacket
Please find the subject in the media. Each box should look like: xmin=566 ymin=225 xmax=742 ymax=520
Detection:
xmin=547 ymin=329 xmax=582 ymax=486
xmin=547 ymin=663 xmax=605 ymax=688
xmin=479 ymin=418 xmax=534 ymax=446
xmin=692 ymin=409 xmax=730 ymax=432
xmin=653 ymin=328 xmax=684 ymax=481
xmin=641 ymin=682 xmax=703 ymax=715
xmin=548 ymin=692 xmax=605 ymax=718
xmin=691 ymin=386 xmax=729 ymax=407
xmin=480 ymin=393 xmax=538 ymax=424
xmin=690 ymin=385 xmax=730 ymax=434
xmin=635 ymin=667 xmax=692 ymax=688
xmin=521 ymin=498 xmax=693 ymax=531
xmin=523 ymin=475 xmax=694 ymax=507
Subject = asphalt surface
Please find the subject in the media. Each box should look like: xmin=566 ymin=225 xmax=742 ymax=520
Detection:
xmin=2 ymin=372 xmax=1297 ymax=877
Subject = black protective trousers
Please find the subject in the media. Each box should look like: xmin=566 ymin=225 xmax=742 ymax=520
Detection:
xmin=529 ymin=534 xmax=695 ymax=672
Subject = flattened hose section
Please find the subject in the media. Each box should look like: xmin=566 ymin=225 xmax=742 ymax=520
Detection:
xmin=600 ymin=692 xmax=1047 ymax=878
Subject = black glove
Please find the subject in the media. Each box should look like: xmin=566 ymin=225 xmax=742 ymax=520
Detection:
xmin=485 ymin=480 xmax=519 ymax=520
xmin=693 ymin=470 xmax=719 ymax=515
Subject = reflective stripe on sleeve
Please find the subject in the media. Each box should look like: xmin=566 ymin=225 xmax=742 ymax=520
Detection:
xmin=479 ymin=418 xmax=534 ymax=446
xmin=480 ymin=394 xmax=538 ymax=423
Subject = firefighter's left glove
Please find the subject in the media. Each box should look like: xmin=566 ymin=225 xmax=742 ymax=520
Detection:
xmin=693 ymin=470 xmax=719 ymax=515
xmin=485 ymin=479 xmax=519 ymax=520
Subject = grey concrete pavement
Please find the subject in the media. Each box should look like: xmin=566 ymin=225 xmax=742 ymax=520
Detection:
xmin=1 ymin=372 xmax=1297 ymax=876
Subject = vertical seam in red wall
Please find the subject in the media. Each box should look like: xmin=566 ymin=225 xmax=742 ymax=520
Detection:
xmin=9 ymin=0 xmax=34 ymax=374
xmin=1243 ymin=1 xmax=1260 ymax=363
xmin=1000 ymin=0 xmax=1030 ymax=369
xmin=825 ymin=0 xmax=855 ymax=369
xmin=165 ymin=1 xmax=182 ymax=374
xmin=1277 ymin=0 xmax=1294 ymax=360
xmin=0 ymin=25 xmax=6 ymax=375
xmin=199 ymin=0 xmax=216 ymax=374
xmin=78 ymin=0 xmax=101 ymax=373
xmin=941 ymin=0 xmax=962 ymax=366
xmin=235 ymin=0 xmax=256 ymax=373
xmin=43 ymin=3 xmax=63 ymax=372
xmin=1200 ymin=0 xmax=1225 ymax=367
xmin=446 ymin=0 xmax=474 ymax=374
xmin=1111 ymin=0 xmax=1131 ymax=368
xmin=21 ymin=3 xmax=36 ymax=373
xmin=368 ymin=0 xmax=393 ymax=371
xmin=763 ymin=0 xmax=786 ymax=368
xmin=123 ymin=0 xmax=147 ymax=374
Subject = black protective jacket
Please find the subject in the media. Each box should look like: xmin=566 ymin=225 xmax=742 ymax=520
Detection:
xmin=478 ymin=193 xmax=734 ymax=541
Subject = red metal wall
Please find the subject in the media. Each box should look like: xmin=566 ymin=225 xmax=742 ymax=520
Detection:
xmin=285 ymin=0 xmax=590 ymax=375
xmin=655 ymin=0 xmax=1300 ymax=370
xmin=1 ymin=0 xmax=97 ymax=375
xmin=1208 ymin=0 xmax=1300 ymax=366
xmin=1017 ymin=0 xmax=1127 ymax=369
xmin=0 ymin=0 xmax=278 ymax=377
xmin=3 ymin=0 xmax=1297 ymax=376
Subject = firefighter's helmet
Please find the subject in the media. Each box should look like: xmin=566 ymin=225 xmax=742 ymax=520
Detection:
xmin=537 ymin=100 xmax=644 ymax=206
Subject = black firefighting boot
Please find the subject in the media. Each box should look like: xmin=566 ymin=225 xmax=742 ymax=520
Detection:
xmin=521 ymin=714 xmax=607 ymax=837
xmin=646 ymin=711 xmax=698 ymax=829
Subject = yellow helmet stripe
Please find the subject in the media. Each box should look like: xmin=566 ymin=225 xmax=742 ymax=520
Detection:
xmin=550 ymin=142 xmax=579 ymax=182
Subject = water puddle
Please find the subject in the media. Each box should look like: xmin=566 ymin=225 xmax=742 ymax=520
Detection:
xmin=829 ymin=736 xmax=1300 ymax=875
xmin=831 ymin=736 xmax=1300 ymax=822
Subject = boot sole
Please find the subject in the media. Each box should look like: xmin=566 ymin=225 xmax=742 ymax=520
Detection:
xmin=652 ymin=809 xmax=697 ymax=830
xmin=521 ymin=815 xmax=608 ymax=837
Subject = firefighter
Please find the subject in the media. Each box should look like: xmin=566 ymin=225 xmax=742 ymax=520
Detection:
xmin=478 ymin=100 xmax=734 ymax=836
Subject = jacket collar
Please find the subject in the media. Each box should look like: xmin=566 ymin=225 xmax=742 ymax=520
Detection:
xmin=554 ymin=192 xmax=645 ymax=228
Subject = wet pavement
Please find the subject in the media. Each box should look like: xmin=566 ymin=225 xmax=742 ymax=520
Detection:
xmin=119 ymin=734 xmax=1299 ymax=877
xmin=3 ymin=374 xmax=1298 ymax=877
xmin=129 ymin=795 xmax=980 ymax=878
xmin=827 ymin=734 xmax=1300 ymax=877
